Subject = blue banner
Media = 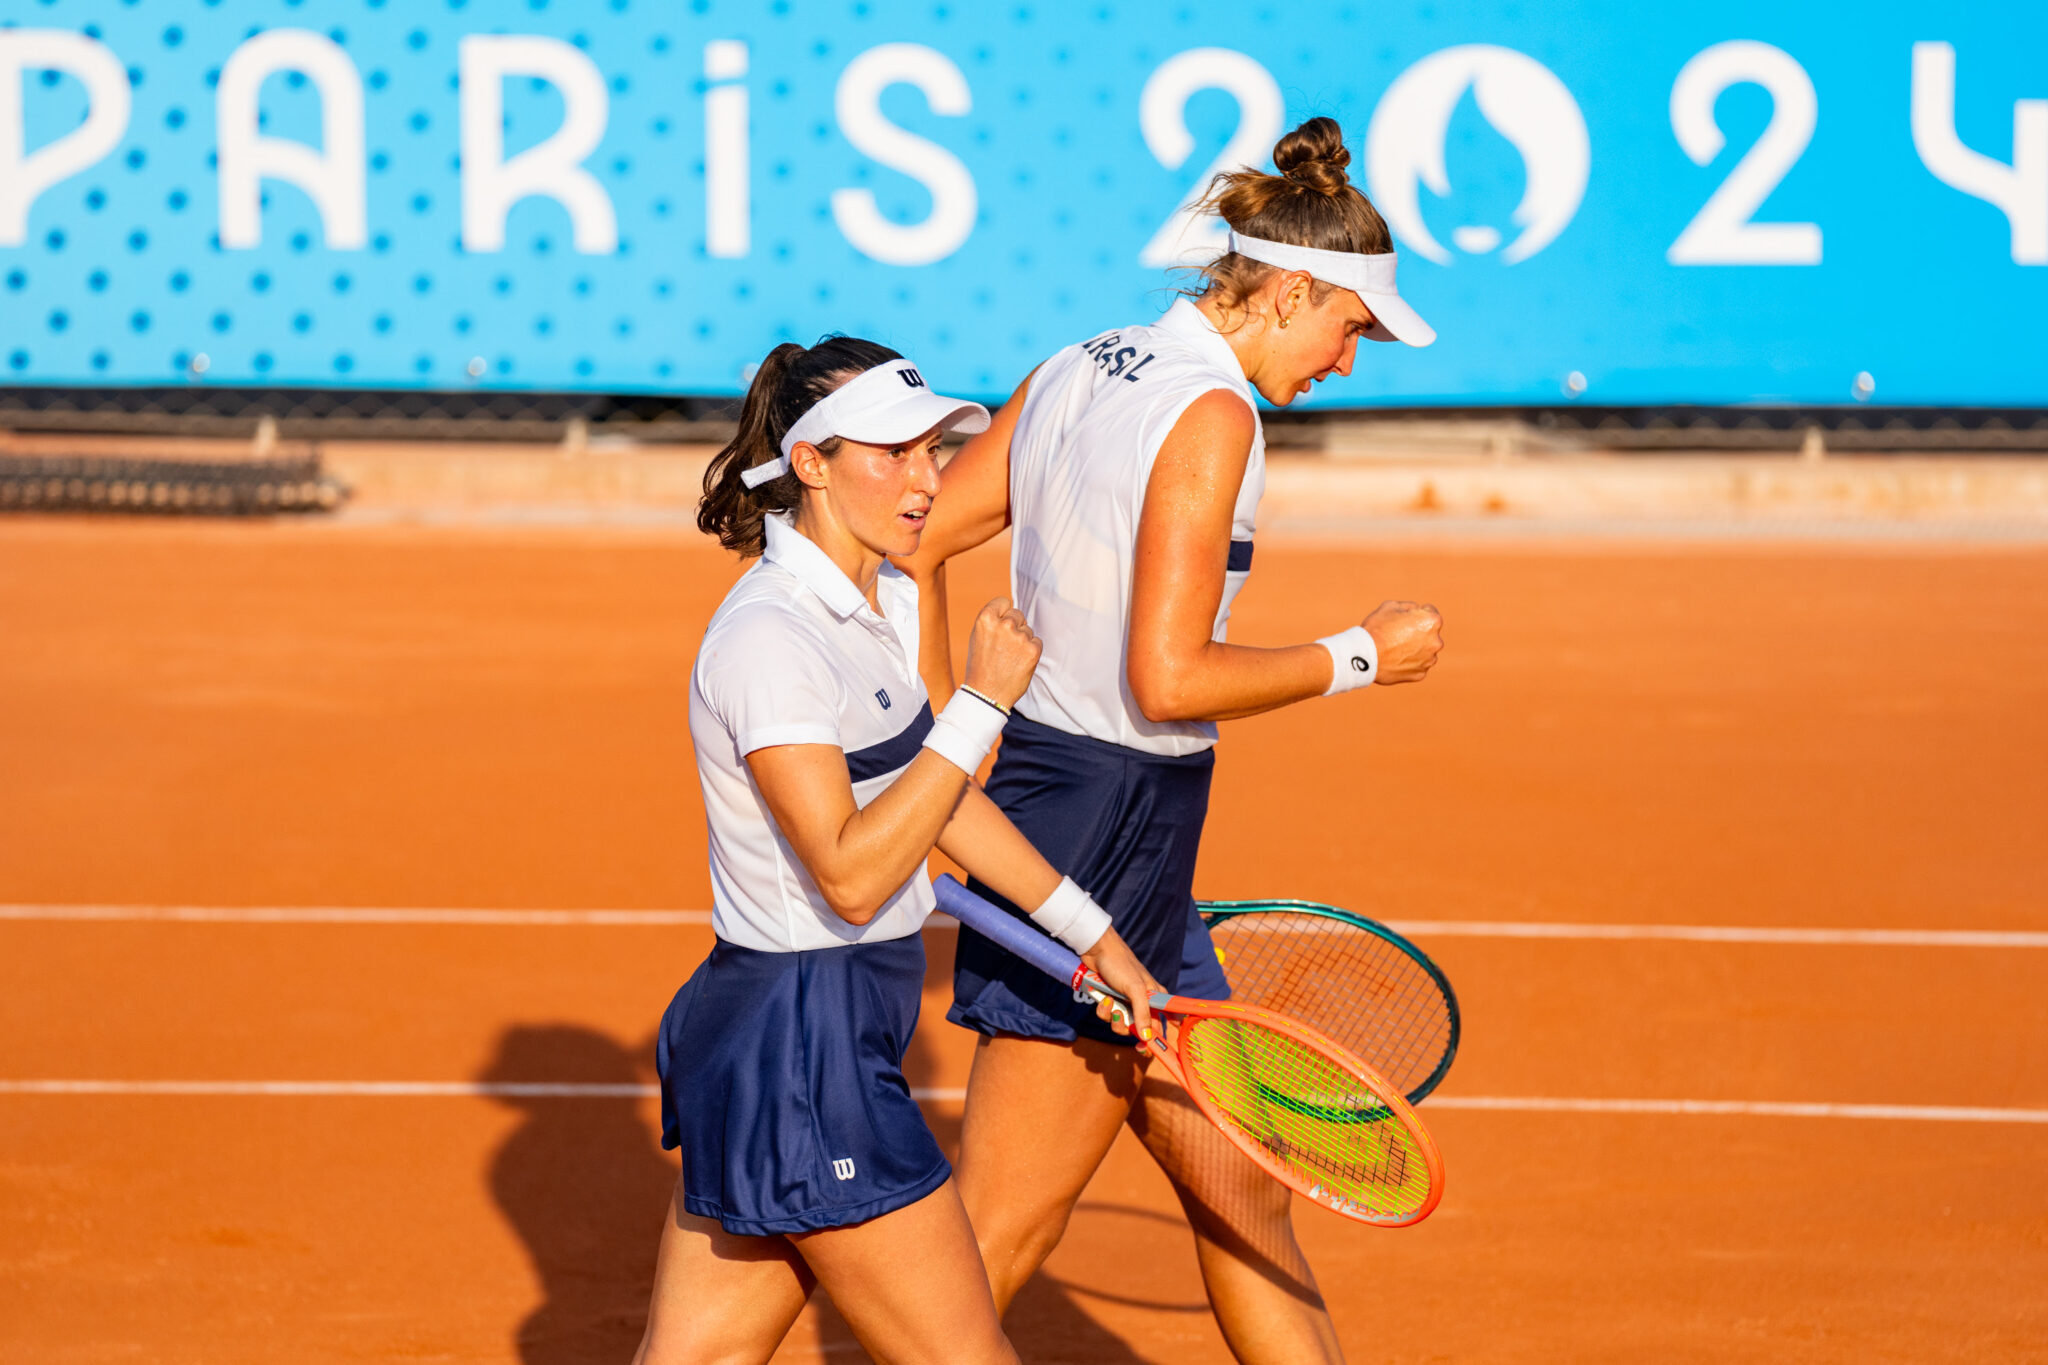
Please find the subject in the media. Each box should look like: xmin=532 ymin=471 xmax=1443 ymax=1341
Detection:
xmin=1 ymin=2 xmax=2045 ymax=406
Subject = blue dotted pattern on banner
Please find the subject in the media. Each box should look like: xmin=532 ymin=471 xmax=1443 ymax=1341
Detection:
xmin=4 ymin=1 xmax=1259 ymax=396
xmin=3 ymin=2 xmax=2048 ymax=405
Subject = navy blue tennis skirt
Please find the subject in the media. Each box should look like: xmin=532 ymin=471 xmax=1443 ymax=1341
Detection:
xmin=950 ymin=713 xmax=1231 ymax=1048
xmin=656 ymin=934 xmax=950 ymax=1236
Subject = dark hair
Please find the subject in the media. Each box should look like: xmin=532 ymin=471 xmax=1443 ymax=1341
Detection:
xmin=1189 ymin=116 xmax=1393 ymax=313
xmin=698 ymin=334 xmax=904 ymax=556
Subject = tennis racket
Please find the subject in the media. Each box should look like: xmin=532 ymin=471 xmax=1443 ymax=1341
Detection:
xmin=933 ymin=876 xmax=1444 ymax=1227
xmin=1199 ymin=899 xmax=1460 ymax=1105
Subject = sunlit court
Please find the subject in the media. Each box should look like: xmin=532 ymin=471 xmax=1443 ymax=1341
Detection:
xmin=7 ymin=1 xmax=2048 ymax=1361
xmin=4 ymin=519 xmax=2044 ymax=1361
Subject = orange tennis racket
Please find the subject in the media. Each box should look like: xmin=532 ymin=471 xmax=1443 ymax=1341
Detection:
xmin=935 ymin=876 xmax=1444 ymax=1226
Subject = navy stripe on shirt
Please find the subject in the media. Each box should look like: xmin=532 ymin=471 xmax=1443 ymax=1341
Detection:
xmin=1227 ymin=539 xmax=1254 ymax=573
xmin=844 ymin=702 xmax=935 ymax=782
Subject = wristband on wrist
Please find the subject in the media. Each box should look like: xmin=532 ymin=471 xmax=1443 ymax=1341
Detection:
xmin=1317 ymin=624 xmax=1379 ymax=696
xmin=921 ymin=688 xmax=1009 ymax=774
xmin=955 ymin=683 xmax=1012 ymax=717
xmin=1029 ymin=876 xmax=1113 ymax=954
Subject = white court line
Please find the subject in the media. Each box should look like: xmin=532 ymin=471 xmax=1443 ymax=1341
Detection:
xmin=3 ymin=1080 xmax=2044 ymax=1122
xmin=5 ymin=904 xmax=2043 ymax=947
xmin=1380 ymin=921 xmax=2048 ymax=948
xmin=0 ymin=905 xmax=715 ymax=925
xmin=1422 ymin=1096 xmax=2048 ymax=1123
xmin=0 ymin=1080 xmax=663 ymax=1098
xmin=0 ymin=1078 xmax=950 ymax=1101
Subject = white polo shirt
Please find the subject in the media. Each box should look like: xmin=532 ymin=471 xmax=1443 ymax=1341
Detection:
xmin=1007 ymin=297 xmax=1267 ymax=757
xmin=690 ymin=514 xmax=937 ymax=953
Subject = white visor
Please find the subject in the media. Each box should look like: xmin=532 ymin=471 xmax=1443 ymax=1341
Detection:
xmin=1225 ymin=230 xmax=1436 ymax=348
xmin=740 ymin=359 xmax=993 ymax=488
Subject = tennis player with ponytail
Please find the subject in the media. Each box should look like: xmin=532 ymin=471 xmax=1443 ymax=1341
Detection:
xmin=897 ymin=118 xmax=1446 ymax=1363
xmin=632 ymin=336 xmax=1160 ymax=1365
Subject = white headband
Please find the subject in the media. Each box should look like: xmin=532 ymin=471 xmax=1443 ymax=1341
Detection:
xmin=740 ymin=358 xmax=991 ymax=489
xmin=1224 ymin=230 xmax=1436 ymax=347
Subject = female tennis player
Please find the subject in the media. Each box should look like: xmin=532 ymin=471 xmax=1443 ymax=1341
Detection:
xmin=896 ymin=118 xmax=1446 ymax=1363
xmin=633 ymin=336 xmax=1161 ymax=1365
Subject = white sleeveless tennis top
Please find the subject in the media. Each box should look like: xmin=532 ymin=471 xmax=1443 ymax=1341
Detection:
xmin=1008 ymin=298 xmax=1266 ymax=757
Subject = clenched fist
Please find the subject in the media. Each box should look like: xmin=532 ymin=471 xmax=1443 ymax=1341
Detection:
xmin=962 ymin=596 xmax=1042 ymax=708
xmin=1363 ymin=600 xmax=1444 ymax=685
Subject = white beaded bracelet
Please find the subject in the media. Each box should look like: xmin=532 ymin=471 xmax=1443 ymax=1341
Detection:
xmin=956 ymin=683 xmax=1011 ymax=717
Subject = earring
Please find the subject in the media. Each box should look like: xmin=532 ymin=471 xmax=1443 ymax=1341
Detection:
xmin=1278 ymin=314 xmax=1290 ymax=329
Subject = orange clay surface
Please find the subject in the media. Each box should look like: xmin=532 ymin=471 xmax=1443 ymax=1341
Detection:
xmin=2 ymin=517 xmax=2046 ymax=1364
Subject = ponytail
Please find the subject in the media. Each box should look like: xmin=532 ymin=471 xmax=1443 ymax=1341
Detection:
xmin=700 ymin=343 xmax=807 ymax=555
xmin=698 ymin=334 xmax=905 ymax=556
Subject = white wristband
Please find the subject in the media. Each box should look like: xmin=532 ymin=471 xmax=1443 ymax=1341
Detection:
xmin=921 ymin=688 xmax=1009 ymax=775
xmin=1318 ymin=625 xmax=1379 ymax=695
xmin=1030 ymin=876 xmax=1113 ymax=954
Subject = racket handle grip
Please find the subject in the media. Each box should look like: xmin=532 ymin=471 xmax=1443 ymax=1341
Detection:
xmin=934 ymin=875 xmax=1086 ymax=988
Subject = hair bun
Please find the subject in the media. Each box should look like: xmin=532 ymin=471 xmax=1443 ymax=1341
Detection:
xmin=1271 ymin=116 xmax=1352 ymax=196
xmin=1194 ymin=114 xmax=1389 ymax=263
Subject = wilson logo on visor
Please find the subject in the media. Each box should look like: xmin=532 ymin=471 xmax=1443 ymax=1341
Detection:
xmin=899 ymin=367 xmax=926 ymax=388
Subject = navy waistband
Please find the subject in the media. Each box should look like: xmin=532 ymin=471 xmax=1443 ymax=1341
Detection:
xmin=1004 ymin=710 xmax=1217 ymax=770
xmin=706 ymin=934 xmax=924 ymax=964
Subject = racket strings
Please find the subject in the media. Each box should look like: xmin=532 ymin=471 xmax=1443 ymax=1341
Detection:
xmin=1208 ymin=913 xmax=1453 ymax=1100
xmin=1220 ymin=919 xmax=1443 ymax=1064
xmin=1179 ymin=1014 xmax=1435 ymax=1222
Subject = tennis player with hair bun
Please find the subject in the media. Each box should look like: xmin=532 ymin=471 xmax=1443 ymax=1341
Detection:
xmin=632 ymin=336 xmax=1159 ymax=1365
xmin=897 ymin=117 xmax=1446 ymax=1363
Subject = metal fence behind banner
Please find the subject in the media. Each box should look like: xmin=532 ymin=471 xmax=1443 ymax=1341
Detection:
xmin=6 ymin=386 xmax=2048 ymax=453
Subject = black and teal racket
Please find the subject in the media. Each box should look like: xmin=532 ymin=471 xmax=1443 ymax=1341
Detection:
xmin=1198 ymin=900 xmax=1460 ymax=1105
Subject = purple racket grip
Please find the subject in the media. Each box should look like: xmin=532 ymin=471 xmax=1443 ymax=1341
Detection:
xmin=933 ymin=875 xmax=1084 ymax=987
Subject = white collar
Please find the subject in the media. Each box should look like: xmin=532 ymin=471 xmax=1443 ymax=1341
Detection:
xmin=760 ymin=513 xmax=902 ymax=621
xmin=1155 ymin=297 xmax=1252 ymax=393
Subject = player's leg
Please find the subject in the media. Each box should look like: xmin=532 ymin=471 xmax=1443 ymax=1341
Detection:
xmin=953 ymin=1031 xmax=1148 ymax=1312
xmin=632 ymin=1177 xmax=816 ymax=1365
xmin=1129 ymin=1070 xmax=1346 ymax=1365
xmin=791 ymin=1178 xmax=1018 ymax=1365
xmin=1129 ymin=903 xmax=1345 ymax=1362
xmin=949 ymin=717 xmax=1212 ymax=1309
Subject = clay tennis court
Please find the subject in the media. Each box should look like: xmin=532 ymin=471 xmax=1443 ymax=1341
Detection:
xmin=4 ymin=513 xmax=2046 ymax=1363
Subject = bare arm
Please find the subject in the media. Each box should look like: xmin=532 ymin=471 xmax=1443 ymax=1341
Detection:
xmin=749 ymin=643 xmax=1163 ymax=1029
xmin=1126 ymin=391 xmax=1332 ymax=722
xmin=932 ymin=784 xmax=1058 ymax=916
xmin=895 ymin=370 xmax=1036 ymax=707
xmin=747 ymin=743 xmax=974 ymax=926
xmin=745 ymin=598 xmax=1041 ymax=925
xmin=936 ymin=782 xmax=1163 ymax=1036
xmin=1126 ymin=391 xmax=1445 ymax=724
